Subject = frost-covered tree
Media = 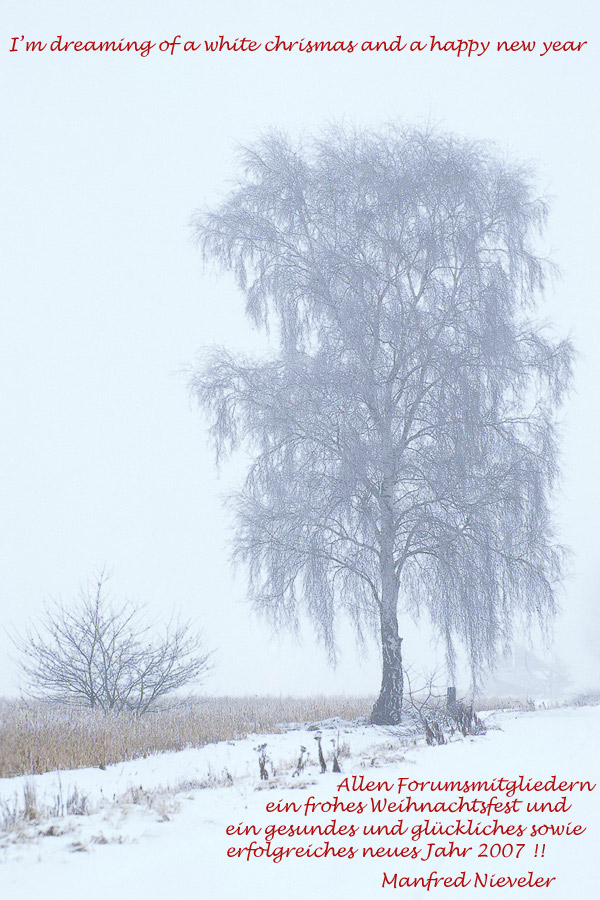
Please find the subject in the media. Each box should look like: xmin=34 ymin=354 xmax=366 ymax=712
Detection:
xmin=190 ymin=124 xmax=572 ymax=724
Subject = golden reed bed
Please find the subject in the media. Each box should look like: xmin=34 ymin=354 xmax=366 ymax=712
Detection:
xmin=0 ymin=696 xmax=373 ymax=777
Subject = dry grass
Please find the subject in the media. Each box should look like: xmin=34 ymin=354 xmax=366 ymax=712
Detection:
xmin=0 ymin=693 xmax=544 ymax=779
xmin=0 ymin=695 xmax=373 ymax=778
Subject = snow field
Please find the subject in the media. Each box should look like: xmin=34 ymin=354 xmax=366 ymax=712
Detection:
xmin=0 ymin=706 xmax=598 ymax=899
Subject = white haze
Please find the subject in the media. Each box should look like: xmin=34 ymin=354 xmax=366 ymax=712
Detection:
xmin=1 ymin=0 xmax=599 ymax=697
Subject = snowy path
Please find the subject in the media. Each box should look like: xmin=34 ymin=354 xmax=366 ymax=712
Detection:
xmin=0 ymin=706 xmax=598 ymax=899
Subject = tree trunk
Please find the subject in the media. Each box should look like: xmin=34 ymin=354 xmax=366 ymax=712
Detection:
xmin=370 ymin=599 xmax=403 ymax=724
xmin=370 ymin=455 xmax=403 ymax=725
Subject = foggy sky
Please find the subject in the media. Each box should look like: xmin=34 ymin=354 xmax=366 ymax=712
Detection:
xmin=1 ymin=0 xmax=599 ymax=697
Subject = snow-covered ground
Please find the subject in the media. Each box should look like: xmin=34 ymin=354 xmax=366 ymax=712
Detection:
xmin=0 ymin=705 xmax=598 ymax=898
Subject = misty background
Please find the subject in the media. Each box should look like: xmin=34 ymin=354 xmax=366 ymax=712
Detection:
xmin=1 ymin=0 xmax=598 ymax=697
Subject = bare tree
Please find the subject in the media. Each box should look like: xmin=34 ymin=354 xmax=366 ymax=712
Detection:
xmin=189 ymin=124 xmax=573 ymax=725
xmin=12 ymin=572 xmax=212 ymax=714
